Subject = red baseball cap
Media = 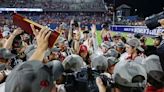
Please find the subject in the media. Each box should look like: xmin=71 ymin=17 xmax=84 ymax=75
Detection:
xmin=79 ymin=45 xmax=88 ymax=53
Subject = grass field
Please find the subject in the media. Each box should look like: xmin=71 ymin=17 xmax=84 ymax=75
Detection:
xmin=96 ymin=31 xmax=154 ymax=45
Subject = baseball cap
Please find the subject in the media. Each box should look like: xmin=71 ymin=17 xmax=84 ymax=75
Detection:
xmin=116 ymin=42 xmax=125 ymax=48
xmin=113 ymin=32 xmax=122 ymax=37
xmin=127 ymin=34 xmax=134 ymax=39
xmin=152 ymin=36 xmax=162 ymax=42
xmin=147 ymin=71 xmax=164 ymax=89
xmin=62 ymin=54 xmax=84 ymax=72
xmin=126 ymin=38 xmax=144 ymax=52
xmin=107 ymin=57 xmax=118 ymax=67
xmin=143 ymin=55 xmax=164 ymax=88
xmin=104 ymin=49 xmax=119 ymax=58
xmin=0 ymin=48 xmax=15 ymax=60
xmin=114 ymin=62 xmax=147 ymax=88
xmin=50 ymin=46 xmax=61 ymax=52
xmin=24 ymin=45 xmax=36 ymax=55
xmin=0 ymin=64 xmax=12 ymax=73
xmin=79 ymin=45 xmax=88 ymax=53
xmin=25 ymin=45 xmax=60 ymax=59
xmin=2 ymin=31 xmax=10 ymax=37
xmin=142 ymin=55 xmax=163 ymax=73
xmin=5 ymin=60 xmax=64 ymax=92
xmin=91 ymin=54 xmax=108 ymax=71
xmin=25 ymin=48 xmax=51 ymax=60
xmin=101 ymin=42 xmax=114 ymax=49
xmin=24 ymin=45 xmax=36 ymax=60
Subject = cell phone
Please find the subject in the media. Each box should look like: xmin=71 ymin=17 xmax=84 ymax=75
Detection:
xmin=13 ymin=13 xmax=60 ymax=48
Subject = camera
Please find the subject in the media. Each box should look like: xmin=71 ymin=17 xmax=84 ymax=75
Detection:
xmin=145 ymin=11 xmax=164 ymax=30
xmin=63 ymin=67 xmax=114 ymax=92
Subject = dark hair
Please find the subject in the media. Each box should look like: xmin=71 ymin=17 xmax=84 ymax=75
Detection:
xmin=129 ymin=46 xmax=142 ymax=55
xmin=121 ymin=37 xmax=126 ymax=43
xmin=118 ymin=76 xmax=145 ymax=92
xmin=102 ymin=22 xmax=109 ymax=29
xmin=136 ymin=49 xmax=142 ymax=55
xmin=72 ymin=21 xmax=79 ymax=28
xmin=148 ymin=71 xmax=164 ymax=89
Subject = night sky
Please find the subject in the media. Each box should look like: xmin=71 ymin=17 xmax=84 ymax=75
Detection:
xmin=104 ymin=0 xmax=164 ymax=18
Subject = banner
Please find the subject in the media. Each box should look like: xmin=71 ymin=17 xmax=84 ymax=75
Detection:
xmin=110 ymin=25 xmax=164 ymax=36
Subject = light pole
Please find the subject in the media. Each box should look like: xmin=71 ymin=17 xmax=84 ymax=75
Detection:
xmin=112 ymin=0 xmax=115 ymax=25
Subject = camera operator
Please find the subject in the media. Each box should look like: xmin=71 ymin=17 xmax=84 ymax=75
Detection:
xmin=155 ymin=19 xmax=164 ymax=71
xmin=91 ymin=54 xmax=115 ymax=92
xmin=147 ymin=19 xmax=164 ymax=70
xmin=58 ymin=54 xmax=85 ymax=92
xmin=145 ymin=13 xmax=164 ymax=70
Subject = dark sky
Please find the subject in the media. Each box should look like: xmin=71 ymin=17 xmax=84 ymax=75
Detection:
xmin=104 ymin=0 xmax=164 ymax=18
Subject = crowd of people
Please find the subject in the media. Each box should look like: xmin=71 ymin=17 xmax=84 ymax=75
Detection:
xmin=0 ymin=12 xmax=111 ymax=30
xmin=0 ymin=13 xmax=164 ymax=92
xmin=0 ymin=0 xmax=106 ymax=11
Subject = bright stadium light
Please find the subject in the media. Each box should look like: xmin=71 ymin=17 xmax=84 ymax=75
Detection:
xmin=0 ymin=8 xmax=43 ymax=12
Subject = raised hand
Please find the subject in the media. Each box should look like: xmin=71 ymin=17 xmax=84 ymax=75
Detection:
xmin=91 ymin=24 xmax=97 ymax=37
xmin=30 ymin=24 xmax=51 ymax=52
xmin=12 ymin=27 xmax=24 ymax=36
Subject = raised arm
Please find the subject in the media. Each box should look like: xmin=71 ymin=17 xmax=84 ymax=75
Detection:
xmin=29 ymin=24 xmax=51 ymax=62
xmin=3 ymin=28 xmax=23 ymax=49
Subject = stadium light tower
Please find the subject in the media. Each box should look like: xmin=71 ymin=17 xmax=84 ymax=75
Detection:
xmin=112 ymin=0 xmax=115 ymax=25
